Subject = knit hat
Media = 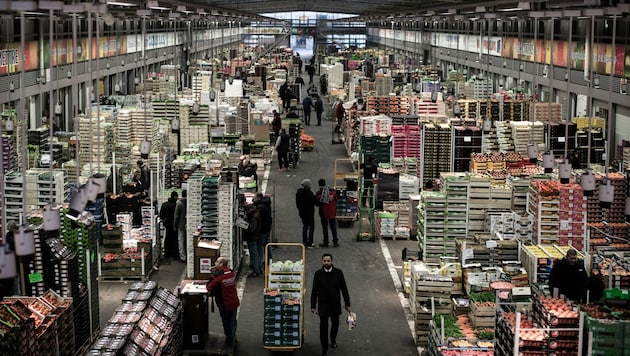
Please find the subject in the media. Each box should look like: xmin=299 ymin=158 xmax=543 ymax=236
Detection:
xmin=301 ymin=179 xmax=312 ymax=189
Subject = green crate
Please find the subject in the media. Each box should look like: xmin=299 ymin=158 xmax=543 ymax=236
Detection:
xmin=281 ymin=336 xmax=300 ymax=346
xmin=586 ymin=316 xmax=625 ymax=338
xmin=604 ymin=288 xmax=629 ymax=300
xmin=263 ymin=336 xmax=282 ymax=346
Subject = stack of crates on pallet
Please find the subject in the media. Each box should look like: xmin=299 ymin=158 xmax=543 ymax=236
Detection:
xmin=410 ymin=264 xmax=453 ymax=346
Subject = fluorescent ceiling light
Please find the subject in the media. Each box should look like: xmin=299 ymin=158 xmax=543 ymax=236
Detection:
xmin=475 ymin=6 xmax=486 ymax=12
xmin=146 ymin=0 xmax=169 ymax=10
xmin=107 ymin=1 xmax=136 ymax=6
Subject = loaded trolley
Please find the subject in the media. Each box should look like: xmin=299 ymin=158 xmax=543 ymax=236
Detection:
xmin=263 ymin=243 xmax=306 ymax=354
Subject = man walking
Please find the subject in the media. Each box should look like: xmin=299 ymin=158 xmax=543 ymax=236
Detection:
xmin=243 ymin=204 xmax=263 ymax=277
xmin=159 ymin=191 xmax=178 ymax=259
xmin=254 ymin=192 xmax=273 ymax=261
xmin=307 ymin=63 xmax=315 ymax=84
xmin=302 ymin=95 xmax=314 ymax=126
xmin=275 ymin=128 xmax=291 ymax=172
xmin=173 ymin=189 xmax=187 ymax=263
xmin=296 ymin=179 xmax=316 ymax=248
xmin=311 ymin=253 xmax=352 ymax=356
xmin=207 ymin=257 xmax=240 ymax=346
xmin=314 ymin=96 xmax=324 ymax=126
xmin=315 ymin=179 xmax=339 ymax=247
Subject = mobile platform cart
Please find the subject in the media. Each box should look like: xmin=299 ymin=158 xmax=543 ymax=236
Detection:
xmin=263 ymin=243 xmax=306 ymax=354
xmin=334 ymin=159 xmax=359 ymax=227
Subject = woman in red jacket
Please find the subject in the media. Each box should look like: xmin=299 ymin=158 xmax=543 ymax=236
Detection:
xmin=207 ymin=257 xmax=240 ymax=346
xmin=315 ymin=179 xmax=339 ymax=247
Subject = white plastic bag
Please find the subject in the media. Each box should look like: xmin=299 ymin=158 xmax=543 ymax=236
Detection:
xmin=346 ymin=311 xmax=357 ymax=330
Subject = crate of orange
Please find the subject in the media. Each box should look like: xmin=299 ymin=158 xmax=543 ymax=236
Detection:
xmin=301 ymin=132 xmax=315 ymax=151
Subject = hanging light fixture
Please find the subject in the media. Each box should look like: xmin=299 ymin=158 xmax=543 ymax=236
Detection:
xmin=171 ymin=117 xmax=180 ymax=133
xmin=14 ymin=225 xmax=34 ymax=256
xmin=85 ymin=177 xmax=100 ymax=202
xmin=92 ymin=173 xmax=107 ymax=196
xmin=580 ymin=169 xmax=596 ymax=196
xmin=42 ymin=204 xmax=61 ymax=231
xmin=0 ymin=245 xmax=17 ymax=279
xmin=558 ymin=158 xmax=572 ymax=184
xmin=527 ymin=143 xmax=539 ymax=163
xmin=543 ymin=151 xmax=554 ymax=173
xmin=482 ymin=119 xmax=492 ymax=133
xmin=599 ymin=179 xmax=614 ymax=208
xmin=4 ymin=114 xmax=14 ymax=134
xmin=68 ymin=187 xmax=89 ymax=220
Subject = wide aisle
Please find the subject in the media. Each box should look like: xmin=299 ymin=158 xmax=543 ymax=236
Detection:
xmin=228 ymin=90 xmax=420 ymax=355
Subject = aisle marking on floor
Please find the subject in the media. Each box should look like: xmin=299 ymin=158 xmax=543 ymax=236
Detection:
xmin=380 ymin=239 xmax=423 ymax=356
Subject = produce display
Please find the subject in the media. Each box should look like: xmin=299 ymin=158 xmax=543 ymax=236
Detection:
xmin=88 ymin=282 xmax=183 ymax=355
xmin=429 ymin=314 xmax=495 ymax=356
xmin=1 ymin=291 xmax=74 ymax=355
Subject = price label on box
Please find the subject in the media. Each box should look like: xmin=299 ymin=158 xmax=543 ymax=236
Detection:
xmin=200 ymin=258 xmax=213 ymax=273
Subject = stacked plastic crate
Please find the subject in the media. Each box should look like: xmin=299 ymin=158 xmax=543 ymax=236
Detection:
xmin=421 ymin=122 xmax=451 ymax=187
xmin=186 ymin=172 xmax=204 ymax=278
xmin=557 ymin=183 xmax=587 ymax=250
xmin=218 ymin=178 xmax=238 ymax=270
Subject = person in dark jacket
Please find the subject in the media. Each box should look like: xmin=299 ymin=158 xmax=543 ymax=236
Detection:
xmin=314 ymin=96 xmax=324 ymax=126
xmin=549 ymin=249 xmax=588 ymax=302
xmin=174 ymin=190 xmax=187 ymax=262
xmin=254 ymin=192 xmax=272 ymax=261
xmin=159 ymin=191 xmax=178 ymax=259
xmin=306 ymin=64 xmax=315 ymax=84
xmin=271 ymin=110 xmax=282 ymax=135
xmin=302 ymin=95 xmax=314 ymax=126
xmin=311 ymin=253 xmax=351 ymax=356
xmin=243 ymin=204 xmax=262 ymax=277
xmin=207 ymin=257 xmax=240 ymax=346
xmin=275 ymin=128 xmax=291 ymax=172
xmin=296 ymin=179 xmax=316 ymax=248
xmin=137 ymin=159 xmax=150 ymax=190
xmin=334 ymin=100 xmax=345 ymax=133
xmin=279 ymin=81 xmax=289 ymax=112
xmin=285 ymin=107 xmax=299 ymax=119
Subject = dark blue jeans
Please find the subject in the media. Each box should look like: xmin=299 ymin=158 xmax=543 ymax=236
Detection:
xmin=248 ymin=240 xmax=263 ymax=275
xmin=220 ymin=307 xmax=238 ymax=345
xmin=301 ymin=216 xmax=315 ymax=246
xmin=261 ymin=232 xmax=272 ymax=261
xmin=320 ymin=218 xmax=338 ymax=246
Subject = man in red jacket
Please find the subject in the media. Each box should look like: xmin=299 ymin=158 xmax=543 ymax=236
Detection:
xmin=207 ymin=257 xmax=240 ymax=346
xmin=315 ymin=179 xmax=339 ymax=247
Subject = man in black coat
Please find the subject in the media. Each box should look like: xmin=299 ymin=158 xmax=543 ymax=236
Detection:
xmin=296 ymin=179 xmax=316 ymax=247
xmin=307 ymin=64 xmax=315 ymax=84
xmin=549 ymin=249 xmax=588 ymax=302
xmin=254 ymin=192 xmax=273 ymax=261
xmin=311 ymin=253 xmax=352 ymax=356
xmin=275 ymin=128 xmax=291 ymax=172
xmin=159 ymin=191 xmax=178 ymax=259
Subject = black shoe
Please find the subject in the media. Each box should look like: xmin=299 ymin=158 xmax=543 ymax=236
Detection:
xmin=331 ymin=342 xmax=338 ymax=349
xmin=333 ymin=243 xmax=340 ymax=247
xmin=319 ymin=243 xmax=329 ymax=248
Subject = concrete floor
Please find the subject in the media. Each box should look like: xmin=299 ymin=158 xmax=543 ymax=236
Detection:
xmin=98 ymin=73 xmax=423 ymax=356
